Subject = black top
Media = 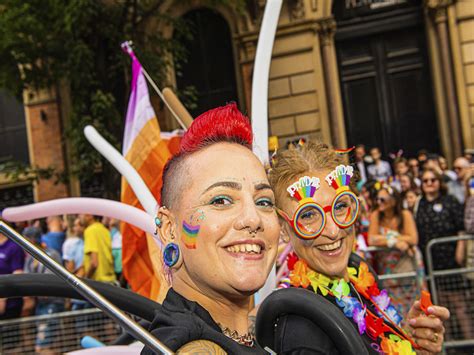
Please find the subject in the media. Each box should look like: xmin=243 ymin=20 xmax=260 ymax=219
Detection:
xmin=141 ymin=288 xmax=265 ymax=354
xmin=273 ymin=255 xmax=404 ymax=355
xmin=415 ymin=194 xmax=464 ymax=270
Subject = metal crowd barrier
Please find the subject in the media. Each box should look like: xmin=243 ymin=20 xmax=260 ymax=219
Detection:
xmin=426 ymin=234 xmax=474 ymax=353
xmin=0 ymin=307 xmax=121 ymax=354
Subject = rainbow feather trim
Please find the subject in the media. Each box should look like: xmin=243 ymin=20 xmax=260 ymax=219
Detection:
xmin=182 ymin=221 xmax=200 ymax=249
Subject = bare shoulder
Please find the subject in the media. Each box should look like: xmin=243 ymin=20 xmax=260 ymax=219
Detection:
xmin=177 ymin=340 xmax=228 ymax=354
xmin=402 ymin=209 xmax=414 ymax=219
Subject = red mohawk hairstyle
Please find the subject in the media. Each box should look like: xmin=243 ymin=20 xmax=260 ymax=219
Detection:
xmin=179 ymin=102 xmax=253 ymax=153
xmin=160 ymin=103 xmax=253 ymax=208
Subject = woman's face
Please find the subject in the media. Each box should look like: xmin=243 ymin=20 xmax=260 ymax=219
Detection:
xmin=376 ymin=189 xmax=394 ymax=213
xmin=400 ymin=175 xmax=411 ymax=192
xmin=172 ymin=143 xmax=280 ymax=296
xmin=422 ymin=171 xmax=440 ymax=195
xmin=279 ymin=170 xmax=355 ymax=278
xmin=73 ymin=218 xmax=84 ymax=237
xmin=405 ymin=191 xmax=418 ymax=209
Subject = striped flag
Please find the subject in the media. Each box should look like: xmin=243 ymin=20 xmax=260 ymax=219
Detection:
xmin=121 ymin=49 xmax=175 ymax=300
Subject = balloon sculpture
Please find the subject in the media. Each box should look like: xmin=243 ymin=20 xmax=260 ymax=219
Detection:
xmin=2 ymin=0 xmax=284 ymax=302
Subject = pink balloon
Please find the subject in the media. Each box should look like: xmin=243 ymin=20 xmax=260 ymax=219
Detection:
xmin=2 ymin=198 xmax=156 ymax=237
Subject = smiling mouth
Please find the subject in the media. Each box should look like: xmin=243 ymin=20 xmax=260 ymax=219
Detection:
xmin=225 ymin=243 xmax=262 ymax=255
xmin=315 ymin=239 xmax=342 ymax=252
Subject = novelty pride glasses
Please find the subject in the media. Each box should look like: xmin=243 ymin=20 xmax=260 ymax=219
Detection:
xmin=277 ymin=166 xmax=360 ymax=240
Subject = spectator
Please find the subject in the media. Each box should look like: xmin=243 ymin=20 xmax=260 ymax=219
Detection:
xmin=415 ymin=168 xmax=471 ymax=339
xmin=399 ymin=173 xmax=419 ymax=193
xmin=23 ymin=229 xmax=64 ymax=353
xmin=109 ymin=218 xmax=123 ymax=282
xmin=457 ymin=175 xmax=473 ymax=276
xmin=391 ymin=157 xmax=409 ymax=191
xmin=353 ymin=144 xmax=369 ymax=184
xmin=368 ymin=185 xmax=420 ymax=316
xmin=367 ymin=147 xmax=392 ymax=182
xmin=402 ymin=189 xmax=420 ymax=213
xmin=447 ymin=157 xmax=470 ymax=204
xmin=0 ymin=230 xmax=25 ymax=320
xmin=80 ymin=215 xmax=116 ymax=283
xmin=439 ymin=155 xmax=457 ymax=181
xmin=41 ymin=216 xmax=65 ymax=258
xmin=62 ymin=216 xmax=85 ymax=278
xmin=417 ymin=149 xmax=429 ymax=167
xmin=361 ymin=180 xmax=378 ymax=212
xmin=408 ymin=157 xmax=420 ymax=179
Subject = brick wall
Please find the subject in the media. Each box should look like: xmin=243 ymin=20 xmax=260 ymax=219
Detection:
xmin=24 ymin=90 xmax=69 ymax=201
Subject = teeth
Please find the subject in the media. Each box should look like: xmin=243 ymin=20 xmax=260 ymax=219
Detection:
xmin=316 ymin=240 xmax=342 ymax=251
xmin=225 ymin=244 xmax=262 ymax=254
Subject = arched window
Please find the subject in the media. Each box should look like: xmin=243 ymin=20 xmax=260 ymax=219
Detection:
xmin=0 ymin=90 xmax=29 ymax=164
xmin=174 ymin=8 xmax=238 ymax=117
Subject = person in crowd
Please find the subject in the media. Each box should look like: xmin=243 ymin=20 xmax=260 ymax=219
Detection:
xmin=447 ymin=157 xmax=470 ymax=204
xmin=391 ymin=157 xmax=409 ymax=191
xmin=399 ymin=173 xmax=419 ymax=193
xmin=63 ymin=216 xmax=85 ymax=277
xmin=143 ymin=104 xmax=280 ymax=353
xmin=41 ymin=216 xmax=66 ymax=257
xmin=367 ymin=147 xmax=392 ymax=182
xmin=354 ymin=144 xmax=369 ymax=185
xmin=361 ymin=180 xmax=378 ymax=212
xmin=415 ymin=168 xmax=471 ymax=339
xmin=367 ymin=184 xmax=421 ymax=317
xmin=402 ymin=189 xmax=420 ymax=213
xmin=417 ymin=149 xmax=429 ymax=168
xmin=80 ymin=214 xmax=116 ymax=283
xmin=408 ymin=158 xmax=420 ymax=179
xmin=23 ymin=228 xmax=65 ymax=353
xmin=0 ymin=229 xmax=25 ymax=320
xmin=269 ymin=142 xmax=449 ymax=354
xmin=62 ymin=217 xmax=89 ymax=307
xmin=457 ymin=175 xmax=474 ymax=280
xmin=438 ymin=156 xmax=457 ymax=181
xmin=103 ymin=217 xmax=124 ymax=284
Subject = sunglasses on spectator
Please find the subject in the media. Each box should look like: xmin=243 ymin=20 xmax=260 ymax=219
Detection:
xmin=453 ymin=166 xmax=464 ymax=171
xmin=376 ymin=197 xmax=388 ymax=204
xmin=422 ymin=178 xmax=438 ymax=184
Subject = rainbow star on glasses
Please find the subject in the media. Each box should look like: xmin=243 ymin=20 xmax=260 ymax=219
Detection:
xmin=287 ymin=176 xmax=321 ymax=203
xmin=325 ymin=165 xmax=354 ymax=193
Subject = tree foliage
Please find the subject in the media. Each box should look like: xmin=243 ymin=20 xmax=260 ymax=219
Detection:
xmin=0 ymin=0 xmax=243 ymax=198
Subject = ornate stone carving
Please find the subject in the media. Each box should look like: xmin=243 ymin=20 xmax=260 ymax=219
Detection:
xmin=424 ymin=0 xmax=454 ymax=23
xmin=316 ymin=17 xmax=337 ymax=46
xmin=290 ymin=0 xmax=305 ymax=21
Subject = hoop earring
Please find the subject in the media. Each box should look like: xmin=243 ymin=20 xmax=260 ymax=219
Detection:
xmin=163 ymin=243 xmax=180 ymax=267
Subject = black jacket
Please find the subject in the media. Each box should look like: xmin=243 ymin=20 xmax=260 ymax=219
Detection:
xmin=142 ymin=288 xmax=265 ymax=354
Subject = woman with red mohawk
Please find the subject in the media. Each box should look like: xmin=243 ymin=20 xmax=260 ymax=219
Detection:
xmin=142 ymin=103 xmax=280 ymax=354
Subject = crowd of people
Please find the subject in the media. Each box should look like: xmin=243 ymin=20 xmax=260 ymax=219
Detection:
xmin=352 ymin=144 xmax=473 ymax=340
xmin=0 ymin=113 xmax=472 ymax=352
xmin=0 ymin=214 xmax=123 ymax=352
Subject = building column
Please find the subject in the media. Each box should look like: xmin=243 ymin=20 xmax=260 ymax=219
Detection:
xmin=317 ymin=17 xmax=347 ymax=148
xmin=426 ymin=0 xmax=463 ymax=158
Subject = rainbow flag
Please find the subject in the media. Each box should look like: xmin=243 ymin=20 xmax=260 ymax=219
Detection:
xmin=121 ymin=48 xmax=174 ymax=301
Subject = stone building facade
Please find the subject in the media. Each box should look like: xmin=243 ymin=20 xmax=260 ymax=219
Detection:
xmin=1 ymin=0 xmax=473 ymax=204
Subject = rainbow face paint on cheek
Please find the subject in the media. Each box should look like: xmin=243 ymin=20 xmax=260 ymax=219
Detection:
xmin=182 ymin=221 xmax=200 ymax=249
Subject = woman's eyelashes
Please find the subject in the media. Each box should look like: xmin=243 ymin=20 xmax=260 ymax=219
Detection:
xmin=255 ymin=197 xmax=275 ymax=209
xmin=209 ymin=195 xmax=233 ymax=206
xmin=207 ymin=194 xmax=275 ymax=209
